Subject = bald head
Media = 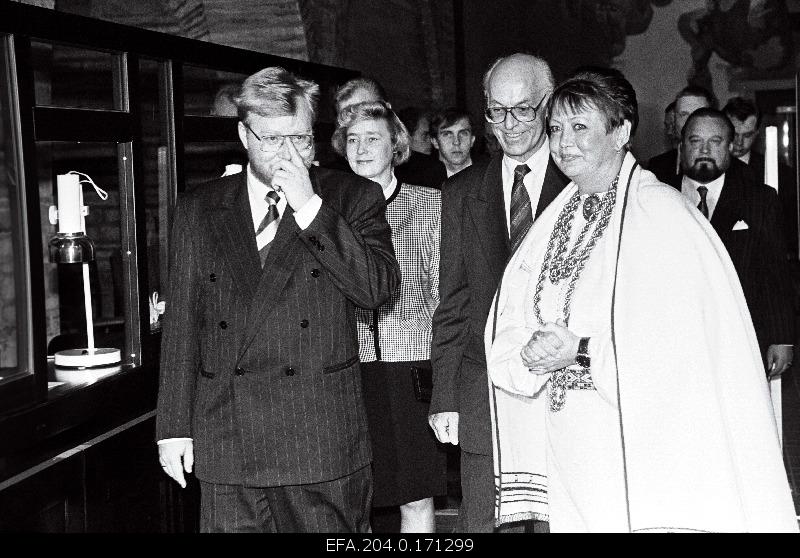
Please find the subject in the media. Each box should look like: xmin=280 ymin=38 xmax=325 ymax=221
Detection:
xmin=482 ymin=53 xmax=554 ymax=162
xmin=482 ymin=54 xmax=555 ymax=100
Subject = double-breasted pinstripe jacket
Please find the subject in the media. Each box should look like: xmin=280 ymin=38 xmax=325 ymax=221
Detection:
xmin=156 ymin=167 xmax=400 ymax=487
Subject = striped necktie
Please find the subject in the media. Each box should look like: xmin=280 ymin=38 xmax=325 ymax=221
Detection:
xmin=509 ymin=164 xmax=532 ymax=254
xmin=257 ymin=190 xmax=280 ymax=267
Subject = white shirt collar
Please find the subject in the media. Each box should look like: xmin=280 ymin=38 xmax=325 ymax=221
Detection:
xmin=246 ymin=163 xmax=271 ymax=198
xmin=382 ymin=174 xmax=399 ymax=200
xmin=681 ymin=172 xmax=726 ymax=219
xmin=445 ymin=159 xmax=473 ymax=178
xmin=738 ymin=152 xmax=751 ymax=165
xmin=501 ymin=141 xmax=549 ymax=185
xmin=499 ymin=141 xmax=551 ymax=235
xmin=246 ymin=163 xmax=287 ymax=226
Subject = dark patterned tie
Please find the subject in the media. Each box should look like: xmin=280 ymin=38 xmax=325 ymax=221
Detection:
xmin=509 ymin=164 xmax=532 ymax=254
xmin=697 ymin=186 xmax=709 ymax=219
xmin=257 ymin=190 xmax=280 ymax=267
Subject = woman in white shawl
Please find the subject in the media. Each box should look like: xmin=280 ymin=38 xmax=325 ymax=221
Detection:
xmin=485 ymin=68 xmax=798 ymax=532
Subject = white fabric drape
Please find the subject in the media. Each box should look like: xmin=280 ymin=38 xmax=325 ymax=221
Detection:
xmin=486 ymin=153 xmax=798 ymax=532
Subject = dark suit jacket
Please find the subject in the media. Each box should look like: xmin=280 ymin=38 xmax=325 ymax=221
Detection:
xmin=156 ymin=167 xmax=400 ymax=487
xmin=395 ymin=151 xmax=448 ymax=190
xmin=673 ymin=159 xmax=795 ymax=358
xmin=744 ymin=151 xmax=798 ymax=257
xmin=431 ymin=153 xmax=569 ymax=455
xmin=647 ymin=148 xmax=679 ymax=187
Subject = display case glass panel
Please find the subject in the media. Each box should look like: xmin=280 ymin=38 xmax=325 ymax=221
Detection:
xmin=31 ymin=41 xmax=119 ymax=110
xmin=183 ymin=66 xmax=248 ymax=117
xmin=37 ymin=141 xmax=132 ymax=371
xmin=0 ymin=35 xmax=27 ymax=385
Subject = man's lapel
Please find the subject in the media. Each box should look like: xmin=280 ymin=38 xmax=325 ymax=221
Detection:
xmin=239 ymin=174 xmax=315 ymax=356
xmin=536 ymin=157 xmax=568 ymax=218
xmin=468 ymin=155 xmax=509 ymax=271
xmin=207 ymin=174 xmax=262 ymax=302
xmin=710 ymin=172 xmax=741 ymax=237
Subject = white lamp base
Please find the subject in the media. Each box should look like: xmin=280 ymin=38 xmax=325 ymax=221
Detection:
xmin=54 ymin=347 xmax=121 ymax=368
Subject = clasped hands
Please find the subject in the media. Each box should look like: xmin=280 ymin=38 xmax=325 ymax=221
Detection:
xmin=521 ymin=319 xmax=580 ymax=374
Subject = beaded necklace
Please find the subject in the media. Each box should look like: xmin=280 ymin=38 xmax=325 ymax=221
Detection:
xmin=531 ymin=174 xmax=619 ymax=411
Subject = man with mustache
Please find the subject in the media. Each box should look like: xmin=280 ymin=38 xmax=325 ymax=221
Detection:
xmin=648 ymin=85 xmax=714 ymax=186
xmin=676 ymin=108 xmax=794 ymax=379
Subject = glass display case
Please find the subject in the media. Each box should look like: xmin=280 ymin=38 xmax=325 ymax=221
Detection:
xmin=0 ymin=2 xmax=357 ymax=532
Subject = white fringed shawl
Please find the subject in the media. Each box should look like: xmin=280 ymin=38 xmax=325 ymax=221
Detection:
xmin=486 ymin=154 xmax=798 ymax=532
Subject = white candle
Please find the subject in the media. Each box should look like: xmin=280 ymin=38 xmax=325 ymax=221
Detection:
xmin=764 ymin=126 xmax=778 ymax=192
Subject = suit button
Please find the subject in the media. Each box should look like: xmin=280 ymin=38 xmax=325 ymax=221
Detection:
xmin=311 ymin=268 xmax=320 ymax=278
xmin=300 ymin=319 xmax=309 ymax=328
xmin=285 ymin=367 xmax=295 ymax=376
xmin=368 ymin=324 xmax=376 ymax=332
xmin=219 ymin=320 xmax=228 ymax=329
xmin=235 ymin=367 xmax=245 ymax=376
xmin=309 ymin=236 xmax=316 ymax=243
xmin=317 ymin=243 xmax=325 ymax=251
xmin=209 ymin=273 xmax=217 ymax=282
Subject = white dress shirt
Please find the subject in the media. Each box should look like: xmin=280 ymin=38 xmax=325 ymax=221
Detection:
xmin=445 ymin=158 xmax=472 ymax=178
xmin=381 ymin=174 xmax=398 ymax=200
xmin=501 ymin=141 xmax=550 ymax=235
xmin=681 ymin=173 xmax=725 ymax=219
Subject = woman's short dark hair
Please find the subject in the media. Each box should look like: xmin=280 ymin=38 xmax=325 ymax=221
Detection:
xmin=331 ymin=100 xmax=411 ymax=167
xmin=547 ymin=67 xmax=639 ymax=137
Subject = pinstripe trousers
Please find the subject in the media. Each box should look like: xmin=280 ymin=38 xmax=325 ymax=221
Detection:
xmin=199 ymin=465 xmax=373 ymax=533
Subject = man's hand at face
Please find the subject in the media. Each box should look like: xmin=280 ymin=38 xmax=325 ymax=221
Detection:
xmin=271 ymin=139 xmax=315 ymax=211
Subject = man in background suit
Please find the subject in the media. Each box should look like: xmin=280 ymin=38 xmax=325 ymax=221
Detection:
xmin=156 ymin=66 xmax=400 ymax=532
xmin=396 ymin=106 xmax=448 ymax=189
xmin=723 ymin=96 xmax=798 ymax=258
xmin=429 ymin=53 xmax=568 ymax=532
xmin=430 ymin=107 xmax=476 ymax=178
xmin=648 ymin=85 xmax=715 ymax=185
xmin=676 ymin=108 xmax=794 ymax=377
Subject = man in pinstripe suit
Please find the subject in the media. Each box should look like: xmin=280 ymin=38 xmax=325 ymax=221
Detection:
xmin=676 ymin=108 xmax=795 ymax=378
xmin=156 ymin=67 xmax=400 ymax=533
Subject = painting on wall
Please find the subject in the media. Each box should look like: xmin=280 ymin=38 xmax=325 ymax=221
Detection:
xmin=560 ymin=0 xmax=674 ymax=63
xmin=678 ymin=0 xmax=799 ymax=91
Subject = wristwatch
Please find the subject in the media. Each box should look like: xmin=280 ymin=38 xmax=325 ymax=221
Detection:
xmin=576 ymin=337 xmax=591 ymax=369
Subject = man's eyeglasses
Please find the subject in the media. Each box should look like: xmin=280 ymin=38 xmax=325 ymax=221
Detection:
xmin=244 ymin=121 xmax=313 ymax=152
xmin=484 ymin=95 xmax=546 ymax=124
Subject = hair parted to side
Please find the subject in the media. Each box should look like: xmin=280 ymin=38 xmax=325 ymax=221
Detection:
xmin=676 ymin=84 xmax=717 ymax=109
xmin=481 ymin=53 xmax=555 ymax=101
xmin=546 ymin=67 xmax=639 ymax=137
xmin=430 ymin=107 xmax=474 ymax=136
xmin=331 ymin=100 xmax=411 ymax=167
xmin=723 ymin=96 xmax=761 ymax=127
xmin=234 ymin=66 xmax=320 ymax=123
xmin=681 ymin=107 xmax=735 ymax=143
xmin=334 ymin=76 xmax=387 ymax=114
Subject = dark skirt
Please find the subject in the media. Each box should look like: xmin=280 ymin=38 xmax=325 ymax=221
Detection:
xmin=360 ymin=359 xmax=448 ymax=508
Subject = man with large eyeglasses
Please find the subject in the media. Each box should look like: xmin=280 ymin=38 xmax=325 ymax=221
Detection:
xmin=429 ymin=53 xmax=568 ymax=533
xmin=156 ymin=66 xmax=400 ymax=533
